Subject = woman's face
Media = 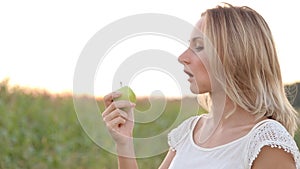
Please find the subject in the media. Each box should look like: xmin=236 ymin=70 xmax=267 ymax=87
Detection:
xmin=178 ymin=18 xmax=211 ymax=94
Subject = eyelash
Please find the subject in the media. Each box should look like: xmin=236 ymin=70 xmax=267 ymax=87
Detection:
xmin=188 ymin=39 xmax=204 ymax=52
xmin=195 ymin=46 xmax=204 ymax=52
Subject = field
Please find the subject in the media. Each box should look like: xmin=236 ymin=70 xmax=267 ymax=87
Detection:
xmin=0 ymin=79 xmax=299 ymax=169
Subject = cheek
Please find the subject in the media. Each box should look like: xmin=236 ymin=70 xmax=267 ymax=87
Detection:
xmin=196 ymin=71 xmax=210 ymax=84
xmin=195 ymin=59 xmax=209 ymax=80
xmin=194 ymin=66 xmax=211 ymax=91
xmin=191 ymin=53 xmax=212 ymax=92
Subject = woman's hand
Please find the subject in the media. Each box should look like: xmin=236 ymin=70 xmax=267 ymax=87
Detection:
xmin=102 ymin=91 xmax=136 ymax=145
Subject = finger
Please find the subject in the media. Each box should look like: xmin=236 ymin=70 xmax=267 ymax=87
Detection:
xmin=102 ymin=101 xmax=116 ymax=117
xmin=102 ymin=100 xmax=135 ymax=119
xmin=103 ymin=100 xmax=133 ymax=117
xmin=116 ymin=101 xmax=135 ymax=122
xmin=106 ymin=116 xmax=126 ymax=130
xmin=102 ymin=108 xmax=128 ymax=122
xmin=102 ymin=98 xmax=126 ymax=117
xmin=103 ymin=93 xmax=113 ymax=108
xmin=103 ymin=92 xmax=121 ymax=108
xmin=113 ymin=100 xmax=135 ymax=110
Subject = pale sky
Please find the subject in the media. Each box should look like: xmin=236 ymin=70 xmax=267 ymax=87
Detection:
xmin=0 ymin=0 xmax=300 ymax=97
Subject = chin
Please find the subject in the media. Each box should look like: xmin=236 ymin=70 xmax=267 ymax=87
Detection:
xmin=190 ymin=84 xmax=210 ymax=94
xmin=190 ymin=85 xmax=200 ymax=94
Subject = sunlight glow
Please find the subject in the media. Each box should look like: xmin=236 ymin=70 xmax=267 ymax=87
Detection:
xmin=0 ymin=0 xmax=299 ymax=96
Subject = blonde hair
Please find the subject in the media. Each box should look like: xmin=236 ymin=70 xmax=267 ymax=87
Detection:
xmin=201 ymin=3 xmax=299 ymax=135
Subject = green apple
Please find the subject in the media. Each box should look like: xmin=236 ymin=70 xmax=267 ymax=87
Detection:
xmin=114 ymin=86 xmax=136 ymax=103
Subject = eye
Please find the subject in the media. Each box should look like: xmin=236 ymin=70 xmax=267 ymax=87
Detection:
xmin=194 ymin=46 xmax=204 ymax=52
xmin=189 ymin=38 xmax=204 ymax=52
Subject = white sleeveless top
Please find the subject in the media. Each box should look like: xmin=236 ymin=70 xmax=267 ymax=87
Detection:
xmin=168 ymin=115 xmax=300 ymax=169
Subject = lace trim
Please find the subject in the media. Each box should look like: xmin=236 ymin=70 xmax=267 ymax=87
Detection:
xmin=168 ymin=116 xmax=198 ymax=151
xmin=248 ymin=120 xmax=300 ymax=168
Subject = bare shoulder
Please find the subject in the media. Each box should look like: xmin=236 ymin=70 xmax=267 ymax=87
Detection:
xmin=251 ymin=146 xmax=296 ymax=169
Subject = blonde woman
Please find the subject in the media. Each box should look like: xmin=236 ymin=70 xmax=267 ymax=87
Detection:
xmin=102 ymin=3 xmax=300 ymax=169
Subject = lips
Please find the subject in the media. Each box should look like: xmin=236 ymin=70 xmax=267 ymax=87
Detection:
xmin=184 ymin=69 xmax=193 ymax=78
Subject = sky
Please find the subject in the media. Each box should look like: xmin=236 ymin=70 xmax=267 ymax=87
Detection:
xmin=0 ymin=0 xmax=300 ymax=97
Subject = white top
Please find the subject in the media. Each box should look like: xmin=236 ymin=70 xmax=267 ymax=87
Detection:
xmin=168 ymin=115 xmax=300 ymax=169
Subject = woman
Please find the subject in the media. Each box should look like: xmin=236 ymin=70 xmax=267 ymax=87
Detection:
xmin=102 ymin=3 xmax=300 ymax=169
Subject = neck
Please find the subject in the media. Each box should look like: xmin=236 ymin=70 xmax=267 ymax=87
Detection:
xmin=197 ymin=91 xmax=262 ymax=145
xmin=208 ymin=91 xmax=257 ymax=127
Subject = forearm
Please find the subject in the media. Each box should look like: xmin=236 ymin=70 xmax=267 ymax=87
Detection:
xmin=116 ymin=141 xmax=138 ymax=169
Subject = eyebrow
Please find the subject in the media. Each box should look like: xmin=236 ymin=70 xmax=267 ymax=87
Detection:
xmin=189 ymin=36 xmax=203 ymax=43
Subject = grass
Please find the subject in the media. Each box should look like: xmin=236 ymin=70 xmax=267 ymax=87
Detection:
xmin=0 ymin=79 xmax=299 ymax=169
xmin=0 ymin=82 xmax=101 ymax=168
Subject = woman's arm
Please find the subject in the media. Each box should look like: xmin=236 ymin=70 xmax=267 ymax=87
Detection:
xmin=116 ymin=141 xmax=138 ymax=169
xmin=251 ymin=146 xmax=296 ymax=169
xmin=102 ymin=92 xmax=138 ymax=169
xmin=158 ymin=149 xmax=176 ymax=169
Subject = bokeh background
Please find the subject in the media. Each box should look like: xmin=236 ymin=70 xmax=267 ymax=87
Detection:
xmin=1 ymin=0 xmax=299 ymax=168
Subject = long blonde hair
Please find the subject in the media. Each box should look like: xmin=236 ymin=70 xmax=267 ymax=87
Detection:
xmin=201 ymin=3 xmax=299 ymax=135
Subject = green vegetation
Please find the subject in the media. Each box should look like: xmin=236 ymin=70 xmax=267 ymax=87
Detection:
xmin=0 ymin=79 xmax=110 ymax=169
xmin=0 ymin=79 xmax=299 ymax=169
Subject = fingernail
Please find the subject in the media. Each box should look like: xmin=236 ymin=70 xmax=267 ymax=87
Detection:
xmin=131 ymin=103 xmax=136 ymax=107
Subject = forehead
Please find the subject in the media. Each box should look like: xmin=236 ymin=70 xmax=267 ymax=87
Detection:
xmin=190 ymin=17 xmax=205 ymax=40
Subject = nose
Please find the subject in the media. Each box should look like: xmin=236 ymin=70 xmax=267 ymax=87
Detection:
xmin=178 ymin=49 xmax=190 ymax=65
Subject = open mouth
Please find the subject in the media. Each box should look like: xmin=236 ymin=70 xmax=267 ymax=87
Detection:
xmin=184 ymin=70 xmax=193 ymax=78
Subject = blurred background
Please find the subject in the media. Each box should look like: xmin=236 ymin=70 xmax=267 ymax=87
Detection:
xmin=0 ymin=0 xmax=299 ymax=168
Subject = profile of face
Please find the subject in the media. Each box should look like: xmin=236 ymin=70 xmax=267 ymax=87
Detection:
xmin=178 ymin=18 xmax=212 ymax=94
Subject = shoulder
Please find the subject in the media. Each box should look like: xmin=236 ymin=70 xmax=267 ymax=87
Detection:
xmin=168 ymin=115 xmax=200 ymax=151
xmin=251 ymin=146 xmax=297 ymax=169
xmin=247 ymin=119 xmax=300 ymax=169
